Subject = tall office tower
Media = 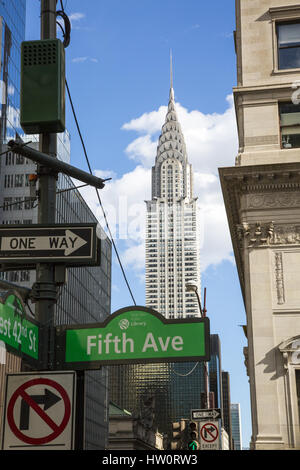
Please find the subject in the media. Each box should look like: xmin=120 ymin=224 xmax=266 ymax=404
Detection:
xmin=222 ymin=371 xmax=233 ymax=449
xmin=145 ymin=82 xmax=200 ymax=317
xmin=0 ymin=1 xmax=112 ymax=449
xmin=219 ymin=0 xmax=300 ymax=450
xmin=109 ymin=73 xmax=204 ymax=438
xmin=208 ymin=335 xmax=223 ymax=413
xmin=231 ymin=403 xmax=242 ymax=450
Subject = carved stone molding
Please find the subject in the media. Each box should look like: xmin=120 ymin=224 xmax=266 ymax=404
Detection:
xmin=246 ymin=192 xmax=300 ymax=210
xmin=243 ymin=346 xmax=249 ymax=377
xmin=236 ymin=221 xmax=274 ymax=246
xmin=274 ymin=252 xmax=285 ymax=305
xmin=219 ymin=161 xmax=300 ymax=299
xmin=270 ymin=225 xmax=300 ymax=245
xmin=279 ymin=336 xmax=300 ymax=369
xmin=237 ymin=222 xmax=300 ymax=247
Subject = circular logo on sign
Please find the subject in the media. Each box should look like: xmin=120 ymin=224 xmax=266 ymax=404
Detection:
xmin=119 ymin=319 xmax=129 ymax=330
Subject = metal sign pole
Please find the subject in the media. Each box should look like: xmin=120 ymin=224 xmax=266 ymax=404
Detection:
xmin=35 ymin=0 xmax=58 ymax=370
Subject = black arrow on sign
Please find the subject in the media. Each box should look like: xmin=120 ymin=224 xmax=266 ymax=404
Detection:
xmin=19 ymin=388 xmax=61 ymax=430
xmin=204 ymin=426 xmax=216 ymax=439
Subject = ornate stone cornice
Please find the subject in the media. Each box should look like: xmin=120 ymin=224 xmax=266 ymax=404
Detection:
xmin=219 ymin=161 xmax=300 ymax=300
xmin=237 ymin=221 xmax=274 ymax=246
xmin=236 ymin=222 xmax=300 ymax=247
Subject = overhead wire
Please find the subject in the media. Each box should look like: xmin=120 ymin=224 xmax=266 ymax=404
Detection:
xmin=171 ymin=362 xmax=200 ymax=377
xmin=0 ymin=1 xmax=136 ymax=307
xmin=65 ymin=79 xmax=137 ymax=306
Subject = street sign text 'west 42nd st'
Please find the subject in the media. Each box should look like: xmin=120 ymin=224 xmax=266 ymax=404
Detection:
xmin=55 ymin=306 xmax=210 ymax=369
xmin=0 ymin=290 xmax=39 ymax=366
xmin=0 ymin=223 xmax=100 ymax=267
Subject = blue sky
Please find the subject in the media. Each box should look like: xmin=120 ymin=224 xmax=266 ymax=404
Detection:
xmin=26 ymin=0 xmax=250 ymax=448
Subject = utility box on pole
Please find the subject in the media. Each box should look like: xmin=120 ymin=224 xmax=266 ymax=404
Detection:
xmin=20 ymin=39 xmax=65 ymax=134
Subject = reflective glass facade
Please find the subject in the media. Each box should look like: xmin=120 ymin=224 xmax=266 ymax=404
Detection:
xmin=209 ymin=335 xmax=223 ymax=412
xmin=55 ymin=173 xmax=112 ymax=450
xmin=222 ymin=371 xmax=233 ymax=449
xmin=109 ymin=361 xmax=206 ymax=435
xmin=0 ymin=0 xmax=25 ymax=143
xmin=231 ymin=403 xmax=242 ymax=450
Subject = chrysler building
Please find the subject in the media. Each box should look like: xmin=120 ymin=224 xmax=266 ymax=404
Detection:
xmin=145 ymin=66 xmax=201 ymax=319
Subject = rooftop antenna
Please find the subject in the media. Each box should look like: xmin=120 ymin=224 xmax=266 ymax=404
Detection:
xmin=170 ymin=48 xmax=173 ymax=89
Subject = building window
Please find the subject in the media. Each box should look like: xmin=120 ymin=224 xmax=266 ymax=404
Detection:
xmin=14 ymin=197 xmax=23 ymax=210
xmin=5 ymin=152 xmax=15 ymax=165
xmin=277 ymin=22 xmax=300 ymax=70
xmin=16 ymin=155 xmax=25 ymax=164
xmin=14 ymin=174 xmax=24 ymax=187
xmin=279 ymin=102 xmax=300 ymax=148
xmin=4 ymin=174 xmax=13 ymax=188
xmin=3 ymin=197 xmax=12 ymax=211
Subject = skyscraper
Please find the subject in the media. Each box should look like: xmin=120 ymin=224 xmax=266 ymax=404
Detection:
xmin=209 ymin=335 xmax=223 ymax=412
xmin=222 ymin=371 xmax=233 ymax=449
xmin=231 ymin=403 xmax=242 ymax=450
xmin=145 ymin=71 xmax=200 ymax=318
xmin=109 ymin=65 xmax=204 ymax=438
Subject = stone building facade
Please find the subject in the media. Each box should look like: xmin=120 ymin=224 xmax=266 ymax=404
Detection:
xmin=219 ymin=0 xmax=300 ymax=450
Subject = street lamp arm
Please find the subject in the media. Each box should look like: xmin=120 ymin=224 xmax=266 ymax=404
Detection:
xmin=195 ymin=290 xmax=203 ymax=317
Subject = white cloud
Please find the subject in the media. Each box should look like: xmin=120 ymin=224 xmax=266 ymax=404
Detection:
xmin=72 ymin=56 xmax=98 ymax=64
xmin=122 ymin=106 xmax=167 ymax=135
xmin=78 ymin=95 xmax=238 ymax=280
xmin=69 ymin=12 xmax=86 ymax=22
xmin=124 ymin=135 xmax=157 ymax=167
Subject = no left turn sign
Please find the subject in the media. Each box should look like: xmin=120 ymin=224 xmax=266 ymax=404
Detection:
xmin=1 ymin=372 xmax=76 ymax=450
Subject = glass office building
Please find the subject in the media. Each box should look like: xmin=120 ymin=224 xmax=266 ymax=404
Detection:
xmin=231 ymin=403 xmax=242 ymax=450
xmin=222 ymin=371 xmax=233 ymax=449
xmin=209 ymin=335 xmax=223 ymax=411
xmin=0 ymin=0 xmax=112 ymax=449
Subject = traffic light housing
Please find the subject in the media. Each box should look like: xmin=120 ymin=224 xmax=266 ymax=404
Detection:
xmin=170 ymin=420 xmax=186 ymax=450
xmin=187 ymin=421 xmax=199 ymax=450
xmin=20 ymin=39 xmax=65 ymax=134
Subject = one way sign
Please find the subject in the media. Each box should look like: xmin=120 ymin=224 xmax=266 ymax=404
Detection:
xmin=191 ymin=408 xmax=221 ymax=421
xmin=0 ymin=223 xmax=100 ymax=267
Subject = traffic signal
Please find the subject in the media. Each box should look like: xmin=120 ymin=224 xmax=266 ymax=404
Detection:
xmin=21 ymin=39 xmax=65 ymax=134
xmin=170 ymin=420 xmax=186 ymax=450
xmin=187 ymin=421 xmax=199 ymax=450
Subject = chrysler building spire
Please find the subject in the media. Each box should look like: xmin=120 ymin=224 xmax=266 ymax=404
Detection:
xmin=170 ymin=49 xmax=173 ymax=91
xmin=145 ymin=59 xmax=200 ymax=320
xmin=152 ymin=55 xmax=192 ymax=200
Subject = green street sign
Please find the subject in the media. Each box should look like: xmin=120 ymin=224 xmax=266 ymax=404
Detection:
xmin=0 ymin=291 xmax=39 ymax=362
xmin=55 ymin=306 xmax=210 ymax=370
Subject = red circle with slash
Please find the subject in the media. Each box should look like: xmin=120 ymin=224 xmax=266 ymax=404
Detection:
xmin=7 ymin=378 xmax=71 ymax=446
xmin=200 ymin=422 xmax=219 ymax=443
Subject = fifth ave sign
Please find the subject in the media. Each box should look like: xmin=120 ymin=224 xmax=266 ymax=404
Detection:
xmin=0 ymin=223 xmax=100 ymax=266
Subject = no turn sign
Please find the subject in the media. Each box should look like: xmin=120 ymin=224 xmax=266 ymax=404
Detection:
xmin=1 ymin=372 xmax=76 ymax=450
xmin=199 ymin=420 xmax=220 ymax=450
